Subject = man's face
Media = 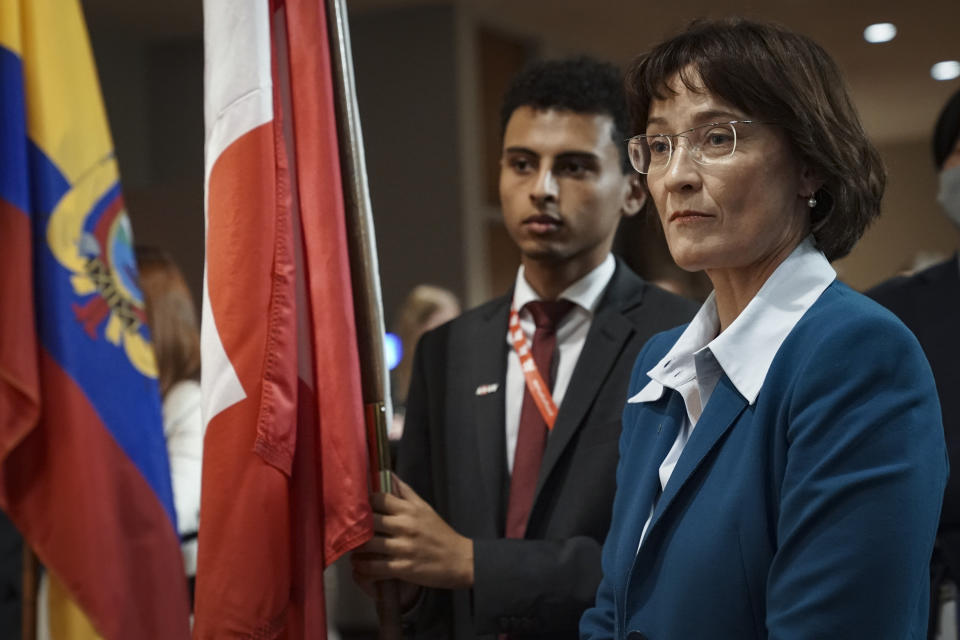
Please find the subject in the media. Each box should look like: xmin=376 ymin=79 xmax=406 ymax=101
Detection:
xmin=499 ymin=106 xmax=642 ymax=270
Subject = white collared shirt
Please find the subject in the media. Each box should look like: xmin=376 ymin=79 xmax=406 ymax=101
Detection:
xmin=504 ymin=253 xmax=616 ymax=473
xmin=630 ymin=237 xmax=836 ymax=547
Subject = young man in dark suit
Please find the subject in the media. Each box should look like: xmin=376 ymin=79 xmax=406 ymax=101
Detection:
xmin=353 ymin=57 xmax=697 ymax=639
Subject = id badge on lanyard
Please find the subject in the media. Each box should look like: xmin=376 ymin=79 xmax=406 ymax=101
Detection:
xmin=509 ymin=306 xmax=560 ymax=429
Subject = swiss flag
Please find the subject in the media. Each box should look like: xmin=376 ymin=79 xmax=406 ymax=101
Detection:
xmin=194 ymin=1 xmax=373 ymax=637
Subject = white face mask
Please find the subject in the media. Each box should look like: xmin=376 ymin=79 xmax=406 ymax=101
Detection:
xmin=938 ymin=165 xmax=960 ymax=228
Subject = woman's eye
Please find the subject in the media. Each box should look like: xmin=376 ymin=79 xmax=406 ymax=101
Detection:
xmin=705 ymin=131 xmax=734 ymax=147
xmin=649 ymin=139 xmax=670 ymax=155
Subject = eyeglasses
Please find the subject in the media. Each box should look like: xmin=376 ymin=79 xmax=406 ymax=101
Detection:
xmin=626 ymin=120 xmax=765 ymax=175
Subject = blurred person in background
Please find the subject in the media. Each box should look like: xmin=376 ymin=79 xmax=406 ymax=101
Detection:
xmin=390 ymin=285 xmax=461 ymax=439
xmin=869 ymin=87 xmax=960 ymax=640
xmin=582 ymin=19 xmax=946 ymax=639
xmin=136 ymin=246 xmax=203 ymax=606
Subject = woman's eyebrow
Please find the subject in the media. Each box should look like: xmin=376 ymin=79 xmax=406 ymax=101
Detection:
xmin=692 ymin=109 xmax=742 ymax=123
xmin=646 ymin=109 xmax=744 ymax=131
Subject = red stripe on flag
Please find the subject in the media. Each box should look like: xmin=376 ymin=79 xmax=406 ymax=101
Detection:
xmin=3 ymin=349 xmax=190 ymax=639
xmin=0 ymin=199 xmax=39 ymax=452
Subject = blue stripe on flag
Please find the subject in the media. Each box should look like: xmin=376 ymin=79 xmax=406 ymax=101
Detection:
xmin=27 ymin=141 xmax=71 ymax=217
xmin=0 ymin=45 xmax=30 ymax=214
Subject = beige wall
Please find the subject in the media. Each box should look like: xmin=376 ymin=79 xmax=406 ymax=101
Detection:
xmin=350 ymin=5 xmax=467 ymax=323
xmin=836 ymin=139 xmax=959 ymax=291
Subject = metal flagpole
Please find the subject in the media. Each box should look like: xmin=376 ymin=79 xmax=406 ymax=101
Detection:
xmin=323 ymin=1 xmax=401 ymax=638
xmin=21 ymin=545 xmax=37 ymax=640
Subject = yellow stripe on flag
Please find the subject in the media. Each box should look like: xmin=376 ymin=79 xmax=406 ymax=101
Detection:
xmin=47 ymin=573 xmax=104 ymax=640
xmin=19 ymin=0 xmax=113 ymax=183
xmin=0 ymin=0 xmax=22 ymax=55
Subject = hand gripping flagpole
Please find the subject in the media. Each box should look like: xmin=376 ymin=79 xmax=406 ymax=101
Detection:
xmin=323 ymin=0 xmax=401 ymax=637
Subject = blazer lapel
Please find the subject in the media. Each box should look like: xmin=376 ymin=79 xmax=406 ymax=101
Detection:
xmin=471 ymin=298 xmax=511 ymax=532
xmin=534 ymin=265 xmax=644 ymax=504
xmin=619 ymin=391 xmax=686 ymax=561
xmin=644 ymin=375 xmax=748 ymax=538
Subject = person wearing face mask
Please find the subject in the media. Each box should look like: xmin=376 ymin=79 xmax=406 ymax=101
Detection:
xmin=868 ymin=87 xmax=960 ymax=640
xmin=935 ymin=91 xmax=960 ymax=230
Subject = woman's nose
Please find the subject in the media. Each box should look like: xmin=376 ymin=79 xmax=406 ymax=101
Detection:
xmin=660 ymin=140 xmax=702 ymax=192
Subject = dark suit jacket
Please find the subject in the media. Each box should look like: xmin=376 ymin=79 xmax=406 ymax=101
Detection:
xmin=0 ymin=512 xmax=21 ymax=639
xmin=868 ymin=256 xmax=960 ymax=575
xmin=396 ymin=260 xmax=697 ymax=639
xmin=582 ymin=281 xmax=947 ymax=639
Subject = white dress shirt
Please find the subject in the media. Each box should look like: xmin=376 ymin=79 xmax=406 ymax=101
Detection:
xmin=629 ymin=237 xmax=836 ymax=547
xmin=163 ymin=379 xmax=204 ymax=575
xmin=504 ymin=253 xmax=616 ymax=473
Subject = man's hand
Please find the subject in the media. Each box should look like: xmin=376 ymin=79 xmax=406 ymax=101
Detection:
xmin=352 ymin=474 xmax=474 ymax=593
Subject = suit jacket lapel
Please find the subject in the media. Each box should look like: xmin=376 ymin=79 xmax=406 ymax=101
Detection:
xmin=471 ymin=298 xmax=511 ymax=532
xmin=534 ymin=264 xmax=644 ymax=504
xmin=644 ymin=375 xmax=748 ymax=539
xmin=619 ymin=391 xmax=685 ymax=562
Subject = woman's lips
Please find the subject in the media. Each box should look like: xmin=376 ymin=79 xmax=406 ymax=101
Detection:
xmin=669 ymin=210 xmax=713 ymax=223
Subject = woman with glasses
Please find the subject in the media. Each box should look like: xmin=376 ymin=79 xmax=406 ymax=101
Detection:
xmin=581 ymin=18 xmax=947 ymax=640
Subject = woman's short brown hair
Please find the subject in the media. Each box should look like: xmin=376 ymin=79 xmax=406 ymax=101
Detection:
xmin=625 ymin=18 xmax=885 ymax=261
xmin=137 ymin=246 xmax=201 ymax=397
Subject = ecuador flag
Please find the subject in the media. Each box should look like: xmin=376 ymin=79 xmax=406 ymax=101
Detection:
xmin=0 ymin=1 xmax=191 ymax=638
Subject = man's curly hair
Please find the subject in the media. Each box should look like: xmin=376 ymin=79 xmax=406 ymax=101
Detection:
xmin=500 ymin=56 xmax=631 ymax=173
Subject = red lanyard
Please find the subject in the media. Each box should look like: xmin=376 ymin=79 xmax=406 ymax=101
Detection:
xmin=509 ymin=306 xmax=560 ymax=430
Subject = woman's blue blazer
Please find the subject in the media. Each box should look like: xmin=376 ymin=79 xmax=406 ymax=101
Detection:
xmin=581 ymin=281 xmax=948 ymax=640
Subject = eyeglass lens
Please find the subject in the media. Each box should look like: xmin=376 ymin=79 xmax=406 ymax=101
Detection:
xmin=629 ymin=122 xmax=738 ymax=174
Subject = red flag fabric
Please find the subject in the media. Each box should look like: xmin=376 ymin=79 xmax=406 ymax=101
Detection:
xmin=194 ymin=0 xmax=373 ymax=637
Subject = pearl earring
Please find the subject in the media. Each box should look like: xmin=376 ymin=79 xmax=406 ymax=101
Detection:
xmin=807 ymin=195 xmax=817 ymax=209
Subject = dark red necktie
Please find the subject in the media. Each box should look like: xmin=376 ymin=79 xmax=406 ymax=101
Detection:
xmin=505 ymin=299 xmax=574 ymax=539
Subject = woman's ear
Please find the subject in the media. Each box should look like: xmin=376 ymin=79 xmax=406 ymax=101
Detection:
xmin=798 ymin=163 xmax=824 ymax=200
xmin=622 ymin=173 xmax=647 ymax=218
